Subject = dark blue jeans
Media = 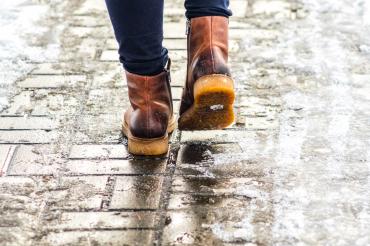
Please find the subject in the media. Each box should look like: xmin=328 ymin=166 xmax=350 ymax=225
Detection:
xmin=105 ymin=0 xmax=232 ymax=76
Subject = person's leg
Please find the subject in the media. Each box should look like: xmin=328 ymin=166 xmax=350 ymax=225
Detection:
xmin=184 ymin=0 xmax=232 ymax=19
xmin=105 ymin=0 xmax=174 ymax=155
xmin=105 ymin=0 xmax=167 ymax=75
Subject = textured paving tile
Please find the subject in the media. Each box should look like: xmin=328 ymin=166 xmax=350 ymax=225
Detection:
xmin=0 ymin=117 xmax=58 ymax=130
xmin=45 ymin=230 xmax=154 ymax=246
xmin=49 ymin=211 xmax=157 ymax=229
xmin=47 ymin=176 xmax=107 ymax=210
xmin=17 ymin=75 xmax=86 ymax=88
xmin=110 ymin=176 xmax=164 ymax=209
xmin=180 ymin=130 xmax=267 ymax=143
xmin=163 ymin=209 xmax=255 ymax=245
xmin=7 ymin=145 xmax=61 ymax=176
xmin=65 ymin=158 xmax=167 ymax=175
xmin=0 ymin=130 xmax=58 ymax=144
xmin=0 ymin=145 xmax=16 ymax=176
xmin=69 ymin=144 xmax=129 ymax=159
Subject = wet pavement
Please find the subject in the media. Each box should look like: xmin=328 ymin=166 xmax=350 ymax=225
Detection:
xmin=1 ymin=0 xmax=370 ymax=245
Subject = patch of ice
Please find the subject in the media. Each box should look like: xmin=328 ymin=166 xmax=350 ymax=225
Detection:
xmin=0 ymin=1 xmax=60 ymax=111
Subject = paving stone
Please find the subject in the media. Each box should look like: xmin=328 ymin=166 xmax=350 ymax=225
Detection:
xmin=163 ymin=38 xmax=187 ymax=50
xmin=164 ymin=22 xmax=187 ymax=39
xmin=67 ymin=27 xmax=96 ymax=39
xmin=0 ymin=91 xmax=34 ymax=116
xmin=70 ymin=16 xmax=106 ymax=27
xmin=7 ymin=145 xmax=62 ymax=176
xmin=0 ymin=177 xmax=36 ymax=195
xmin=0 ymin=177 xmax=41 ymax=244
xmin=106 ymin=39 xmax=118 ymax=49
xmin=110 ymin=176 xmax=164 ymax=209
xmin=0 ymin=130 xmax=57 ymax=144
xmin=78 ymin=38 xmax=98 ymax=58
xmin=169 ymin=50 xmax=187 ymax=62
xmin=174 ymin=143 xmax=269 ymax=177
xmin=164 ymin=7 xmax=184 ymax=17
xmin=75 ymin=113 xmax=123 ymax=143
xmin=48 ymin=176 xmax=107 ymax=210
xmin=239 ymin=95 xmax=282 ymax=108
xmin=28 ymin=90 xmax=81 ymax=116
xmin=45 ymin=230 xmax=154 ymax=246
xmin=30 ymin=63 xmax=71 ymax=75
xmin=65 ymin=158 xmax=167 ymax=175
xmin=233 ymin=28 xmax=280 ymax=41
xmin=17 ymin=75 xmax=86 ymax=88
xmin=50 ymin=211 xmax=157 ymax=230
xmin=8 ymin=153 xmax=167 ymax=176
xmin=0 ymin=228 xmax=37 ymax=246
xmin=180 ymin=130 xmax=268 ymax=143
xmin=0 ymin=117 xmax=57 ymax=130
xmin=73 ymin=0 xmax=107 ymax=15
xmin=30 ymin=64 xmax=60 ymax=75
xmin=168 ymin=192 xmax=250 ymax=210
xmin=170 ymin=67 xmax=186 ymax=87
xmin=243 ymin=116 xmax=279 ymax=130
xmin=163 ymin=210 xmax=255 ymax=245
xmin=69 ymin=144 xmax=129 ymax=159
xmin=251 ymin=0 xmax=291 ymax=16
xmin=171 ymin=87 xmax=183 ymax=100
xmin=172 ymin=176 xmax=270 ymax=197
xmin=84 ymin=88 xmax=130 ymax=113
xmin=100 ymin=50 xmax=118 ymax=61
xmin=91 ymin=63 xmax=126 ymax=88
xmin=230 ymin=0 xmax=248 ymax=17
xmin=0 ymin=145 xmax=16 ymax=176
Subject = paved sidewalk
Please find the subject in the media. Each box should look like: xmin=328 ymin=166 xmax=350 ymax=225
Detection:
xmin=1 ymin=0 xmax=370 ymax=245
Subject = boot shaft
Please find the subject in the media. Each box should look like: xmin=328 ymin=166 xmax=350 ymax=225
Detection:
xmin=187 ymin=16 xmax=230 ymax=73
xmin=125 ymin=62 xmax=173 ymax=139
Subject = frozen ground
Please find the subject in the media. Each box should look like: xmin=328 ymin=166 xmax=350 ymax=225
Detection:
xmin=0 ymin=0 xmax=60 ymax=111
xmin=0 ymin=0 xmax=369 ymax=245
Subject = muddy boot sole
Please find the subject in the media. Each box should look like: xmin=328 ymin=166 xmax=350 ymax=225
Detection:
xmin=122 ymin=116 xmax=176 ymax=156
xmin=178 ymin=74 xmax=235 ymax=130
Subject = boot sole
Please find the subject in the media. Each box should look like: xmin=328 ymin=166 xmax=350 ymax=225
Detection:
xmin=122 ymin=116 xmax=176 ymax=156
xmin=178 ymin=74 xmax=235 ymax=130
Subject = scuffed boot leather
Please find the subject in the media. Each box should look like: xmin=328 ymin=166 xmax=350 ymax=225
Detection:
xmin=179 ymin=16 xmax=235 ymax=130
xmin=122 ymin=61 xmax=175 ymax=155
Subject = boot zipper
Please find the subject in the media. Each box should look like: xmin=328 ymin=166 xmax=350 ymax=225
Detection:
xmin=186 ymin=19 xmax=191 ymax=35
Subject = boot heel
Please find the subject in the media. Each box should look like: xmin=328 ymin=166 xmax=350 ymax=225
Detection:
xmin=128 ymin=135 xmax=169 ymax=156
xmin=179 ymin=74 xmax=235 ymax=130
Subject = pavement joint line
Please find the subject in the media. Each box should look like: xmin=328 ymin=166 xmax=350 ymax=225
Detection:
xmin=8 ymin=174 xmax=172 ymax=178
xmin=0 ymin=142 xmax=52 ymax=146
xmin=67 ymin=157 xmax=168 ymax=160
xmin=7 ymin=174 xmax=172 ymax=177
xmin=0 ymin=115 xmax=51 ymax=118
xmin=167 ymin=193 xmax=256 ymax=198
xmin=100 ymin=176 xmax=116 ymax=210
xmin=49 ymin=228 xmax=157 ymax=232
xmin=0 ymin=128 xmax=56 ymax=131
xmin=48 ymin=208 xmax=158 ymax=212
xmin=154 ymin=129 xmax=181 ymax=245
xmin=0 ymin=145 xmax=18 ymax=177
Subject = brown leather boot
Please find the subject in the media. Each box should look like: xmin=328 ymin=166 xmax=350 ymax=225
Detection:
xmin=178 ymin=16 xmax=235 ymax=130
xmin=122 ymin=61 xmax=176 ymax=155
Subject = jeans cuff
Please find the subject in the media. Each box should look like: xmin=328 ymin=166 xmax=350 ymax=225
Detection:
xmin=120 ymin=48 xmax=168 ymax=76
